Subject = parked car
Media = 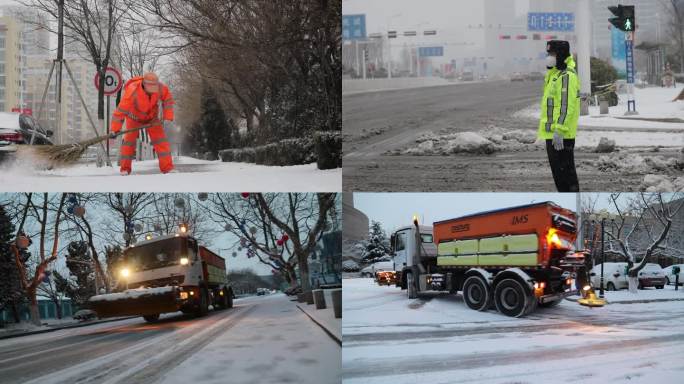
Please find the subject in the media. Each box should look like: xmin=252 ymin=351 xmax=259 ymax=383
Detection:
xmin=510 ymin=72 xmax=525 ymax=82
xmin=256 ymin=288 xmax=269 ymax=296
xmin=638 ymin=263 xmax=666 ymax=289
xmin=360 ymin=259 xmax=393 ymax=278
xmin=590 ymin=262 xmax=629 ymax=291
xmin=663 ymin=264 xmax=684 ymax=285
xmin=73 ymin=309 xmax=97 ymax=322
xmin=459 ymin=71 xmax=474 ymax=81
xmin=0 ymin=112 xmax=53 ymax=159
xmin=527 ymin=71 xmax=544 ymax=81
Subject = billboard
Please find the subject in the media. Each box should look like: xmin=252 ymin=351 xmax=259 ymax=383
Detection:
xmin=342 ymin=14 xmax=366 ymax=41
xmin=418 ymin=46 xmax=444 ymax=57
xmin=527 ymin=13 xmax=574 ymax=32
xmin=611 ymin=27 xmax=626 ymax=79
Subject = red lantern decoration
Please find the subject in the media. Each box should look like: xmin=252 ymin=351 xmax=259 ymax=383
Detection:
xmin=282 ymin=234 xmax=289 ymax=242
xmin=73 ymin=206 xmax=86 ymax=218
xmin=276 ymin=239 xmax=283 ymax=246
xmin=241 ymin=192 xmax=249 ymax=198
xmin=15 ymin=235 xmax=29 ymax=249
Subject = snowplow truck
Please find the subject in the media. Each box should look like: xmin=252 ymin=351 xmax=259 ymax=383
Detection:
xmin=88 ymin=234 xmax=233 ymax=323
xmin=391 ymin=202 xmax=588 ymax=318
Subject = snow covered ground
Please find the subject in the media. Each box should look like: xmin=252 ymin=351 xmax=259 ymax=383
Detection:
xmin=512 ymin=85 xmax=684 ymax=149
xmin=160 ymin=293 xmax=340 ymax=384
xmin=0 ymin=155 xmax=341 ymax=192
xmin=343 ymin=277 xmax=684 ymax=384
xmin=0 ymin=294 xmax=340 ymax=384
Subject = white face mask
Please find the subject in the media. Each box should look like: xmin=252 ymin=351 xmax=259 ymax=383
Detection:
xmin=545 ymin=55 xmax=556 ymax=69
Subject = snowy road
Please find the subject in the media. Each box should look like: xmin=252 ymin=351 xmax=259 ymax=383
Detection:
xmin=342 ymin=278 xmax=684 ymax=384
xmin=0 ymin=156 xmax=341 ymax=192
xmin=0 ymin=294 xmax=340 ymax=384
xmin=342 ymin=81 xmax=684 ymax=192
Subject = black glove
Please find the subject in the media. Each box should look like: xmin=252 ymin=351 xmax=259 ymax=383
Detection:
xmin=109 ymin=131 xmax=118 ymax=139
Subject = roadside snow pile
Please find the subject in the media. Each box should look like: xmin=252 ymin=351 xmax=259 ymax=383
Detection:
xmin=641 ymin=174 xmax=684 ymax=192
xmin=402 ymin=126 xmax=538 ymax=155
xmin=596 ymin=153 xmax=682 ymax=174
xmin=595 ymin=137 xmax=616 ymax=153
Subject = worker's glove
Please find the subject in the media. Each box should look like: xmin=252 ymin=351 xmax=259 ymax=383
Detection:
xmin=552 ymin=131 xmax=564 ymax=151
xmin=109 ymin=131 xmax=118 ymax=139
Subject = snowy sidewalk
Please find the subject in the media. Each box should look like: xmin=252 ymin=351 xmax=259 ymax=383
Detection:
xmin=0 ymin=156 xmax=341 ymax=192
xmin=296 ymin=289 xmax=341 ymax=344
xmin=160 ymin=293 xmax=340 ymax=384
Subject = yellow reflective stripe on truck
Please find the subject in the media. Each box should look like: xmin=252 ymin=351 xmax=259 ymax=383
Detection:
xmin=437 ymin=233 xmax=539 ymax=267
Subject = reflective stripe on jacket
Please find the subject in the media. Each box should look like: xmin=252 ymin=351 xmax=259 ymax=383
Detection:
xmin=538 ymin=56 xmax=580 ymax=140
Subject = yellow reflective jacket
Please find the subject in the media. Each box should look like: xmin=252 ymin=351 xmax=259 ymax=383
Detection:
xmin=538 ymin=56 xmax=580 ymax=140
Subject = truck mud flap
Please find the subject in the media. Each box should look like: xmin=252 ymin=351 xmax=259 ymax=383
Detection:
xmin=87 ymin=287 xmax=180 ymax=318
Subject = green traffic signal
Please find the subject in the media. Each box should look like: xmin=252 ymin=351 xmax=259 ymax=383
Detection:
xmin=608 ymin=4 xmax=635 ymax=32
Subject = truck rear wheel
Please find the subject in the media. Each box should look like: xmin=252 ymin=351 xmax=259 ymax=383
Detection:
xmin=406 ymin=273 xmax=417 ymax=299
xmin=143 ymin=314 xmax=160 ymax=323
xmin=463 ymin=275 xmax=491 ymax=311
xmin=494 ymin=278 xmax=532 ymax=318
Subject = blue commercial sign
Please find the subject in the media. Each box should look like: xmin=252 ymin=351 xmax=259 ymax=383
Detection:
xmin=342 ymin=14 xmax=366 ymax=40
xmin=527 ymin=13 xmax=574 ymax=32
xmin=611 ymin=27 xmax=626 ymax=78
xmin=625 ymin=40 xmax=634 ymax=84
xmin=419 ymin=46 xmax=444 ymax=57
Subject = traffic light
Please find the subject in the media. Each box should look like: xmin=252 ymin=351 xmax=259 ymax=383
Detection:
xmin=608 ymin=5 xmax=635 ymax=32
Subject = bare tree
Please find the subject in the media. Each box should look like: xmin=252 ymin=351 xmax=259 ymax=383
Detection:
xmin=36 ymin=265 xmax=68 ymax=320
xmin=10 ymin=193 xmax=67 ymax=325
xmin=21 ymin=0 xmax=133 ymax=134
xmin=204 ymin=193 xmax=337 ymax=293
xmin=663 ymin=0 xmax=684 ymax=71
xmin=604 ymin=193 xmax=684 ymax=293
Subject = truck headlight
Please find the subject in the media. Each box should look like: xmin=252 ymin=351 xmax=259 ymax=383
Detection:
xmin=180 ymin=257 xmax=189 ymax=265
xmin=120 ymin=268 xmax=130 ymax=278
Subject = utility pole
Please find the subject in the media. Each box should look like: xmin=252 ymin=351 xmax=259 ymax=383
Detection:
xmin=576 ymin=0 xmax=591 ymax=116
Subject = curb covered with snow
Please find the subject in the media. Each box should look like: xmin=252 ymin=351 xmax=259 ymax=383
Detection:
xmin=295 ymin=290 xmax=341 ymax=345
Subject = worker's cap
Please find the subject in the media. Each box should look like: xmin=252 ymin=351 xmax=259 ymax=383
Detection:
xmin=142 ymin=72 xmax=160 ymax=93
xmin=546 ymin=40 xmax=570 ymax=58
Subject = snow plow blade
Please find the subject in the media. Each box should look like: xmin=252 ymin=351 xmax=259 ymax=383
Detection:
xmin=87 ymin=287 xmax=180 ymax=318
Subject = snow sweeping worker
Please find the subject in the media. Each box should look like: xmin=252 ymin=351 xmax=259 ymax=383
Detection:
xmin=110 ymin=72 xmax=175 ymax=175
xmin=538 ymin=40 xmax=580 ymax=192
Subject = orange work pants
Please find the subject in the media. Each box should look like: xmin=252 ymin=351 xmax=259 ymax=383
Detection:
xmin=118 ymin=119 xmax=174 ymax=174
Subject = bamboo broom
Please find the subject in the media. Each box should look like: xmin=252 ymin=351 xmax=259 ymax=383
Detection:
xmin=22 ymin=121 xmax=159 ymax=167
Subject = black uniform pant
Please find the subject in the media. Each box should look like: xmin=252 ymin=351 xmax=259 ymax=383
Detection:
xmin=545 ymin=139 xmax=579 ymax=192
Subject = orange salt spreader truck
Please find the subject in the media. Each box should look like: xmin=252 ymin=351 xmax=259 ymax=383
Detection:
xmin=87 ymin=234 xmax=234 ymax=323
xmin=386 ymin=202 xmax=605 ymax=318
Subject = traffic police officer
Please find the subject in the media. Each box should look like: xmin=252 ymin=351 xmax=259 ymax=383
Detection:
xmin=538 ymin=40 xmax=580 ymax=192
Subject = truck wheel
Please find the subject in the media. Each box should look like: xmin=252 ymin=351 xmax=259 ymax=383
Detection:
xmin=656 ymin=285 xmax=664 ymax=289
xmin=494 ymin=278 xmax=531 ymax=318
xmin=406 ymin=273 xmax=417 ymax=299
xmin=463 ymin=275 xmax=491 ymax=311
xmin=196 ymin=286 xmax=209 ymax=317
xmin=226 ymin=288 xmax=234 ymax=308
xmin=143 ymin=314 xmax=160 ymax=323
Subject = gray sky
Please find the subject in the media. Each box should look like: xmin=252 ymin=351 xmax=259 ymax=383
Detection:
xmin=354 ymin=192 xmax=578 ymax=233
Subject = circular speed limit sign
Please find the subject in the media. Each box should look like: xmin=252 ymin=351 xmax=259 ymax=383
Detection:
xmin=94 ymin=67 xmax=123 ymax=96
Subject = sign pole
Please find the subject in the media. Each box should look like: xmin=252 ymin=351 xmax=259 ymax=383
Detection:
xmin=625 ymin=32 xmax=638 ymax=115
xmin=106 ymin=95 xmax=110 ymax=158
